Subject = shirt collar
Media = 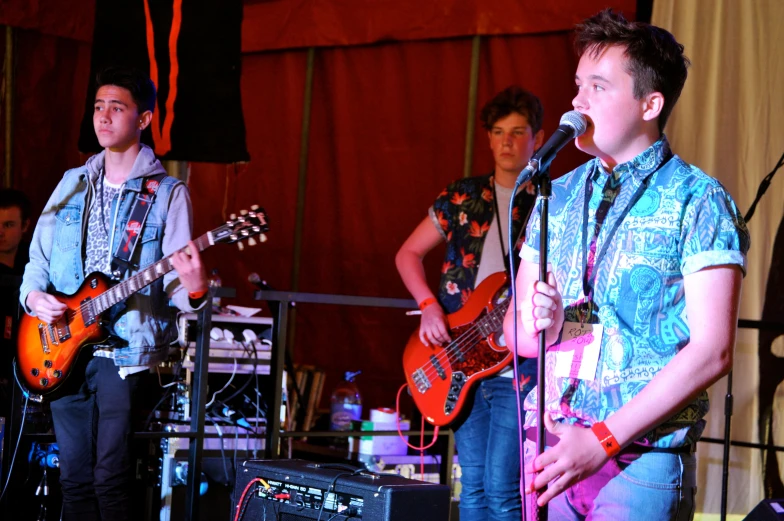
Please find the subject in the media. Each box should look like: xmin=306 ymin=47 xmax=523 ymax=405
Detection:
xmin=593 ymin=135 xmax=672 ymax=184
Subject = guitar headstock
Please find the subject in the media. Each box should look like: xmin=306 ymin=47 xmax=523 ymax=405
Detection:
xmin=210 ymin=205 xmax=269 ymax=250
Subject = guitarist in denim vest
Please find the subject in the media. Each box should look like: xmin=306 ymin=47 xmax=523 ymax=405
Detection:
xmin=396 ymin=86 xmax=544 ymax=521
xmin=19 ymin=67 xmax=208 ymax=521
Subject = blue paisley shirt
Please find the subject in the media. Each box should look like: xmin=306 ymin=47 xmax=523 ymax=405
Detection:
xmin=521 ymin=136 xmax=750 ymax=448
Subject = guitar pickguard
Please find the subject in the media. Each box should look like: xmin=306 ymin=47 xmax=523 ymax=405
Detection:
xmin=448 ymin=307 xmax=508 ymax=380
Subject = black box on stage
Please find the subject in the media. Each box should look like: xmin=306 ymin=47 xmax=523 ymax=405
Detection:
xmin=744 ymin=499 xmax=784 ymax=520
xmin=233 ymin=458 xmax=451 ymax=521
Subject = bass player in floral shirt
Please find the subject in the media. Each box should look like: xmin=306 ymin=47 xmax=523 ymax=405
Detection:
xmin=396 ymin=85 xmax=544 ymax=521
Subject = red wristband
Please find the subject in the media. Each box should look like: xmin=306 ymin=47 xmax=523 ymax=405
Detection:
xmin=591 ymin=421 xmax=621 ymax=458
xmin=189 ymin=289 xmax=208 ymax=300
xmin=418 ymin=297 xmax=437 ymax=311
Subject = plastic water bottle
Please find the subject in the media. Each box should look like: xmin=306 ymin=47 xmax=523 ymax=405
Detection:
xmin=330 ymin=371 xmax=362 ymax=431
xmin=208 ymin=268 xmax=222 ymax=310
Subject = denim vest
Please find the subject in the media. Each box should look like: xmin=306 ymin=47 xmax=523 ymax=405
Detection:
xmin=38 ymin=168 xmax=185 ymax=366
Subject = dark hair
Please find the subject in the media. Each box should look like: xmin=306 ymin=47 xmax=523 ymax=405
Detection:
xmin=480 ymin=86 xmax=544 ymax=134
xmin=575 ymin=9 xmax=690 ymax=132
xmin=95 ymin=66 xmax=157 ymax=114
xmin=0 ymin=188 xmax=32 ymax=223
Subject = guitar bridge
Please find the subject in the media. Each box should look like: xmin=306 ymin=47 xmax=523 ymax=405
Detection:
xmin=411 ymin=368 xmax=431 ymax=394
xmin=443 ymin=372 xmax=466 ymax=416
xmin=37 ymin=323 xmax=50 ymax=354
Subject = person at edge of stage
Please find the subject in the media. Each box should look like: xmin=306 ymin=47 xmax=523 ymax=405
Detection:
xmin=503 ymin=9 xmax=750 ymax=521
xmin=396 ymin=85 xmax=545 ymax=521
xmin=19 ymin=66 xmax=209 ymax=521
xmin=0 ymin=189 xmax=32 ymax=414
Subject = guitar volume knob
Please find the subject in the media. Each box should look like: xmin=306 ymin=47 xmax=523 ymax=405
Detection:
xmin=53 ymin=370 xmax=63 ymax=378
xmin=44 ymin=360 xmax=53 ymax=368
xmin=31 ymin=368 xmax=39 ymax=377
xmin=40 ymin=378 xmax=49 ymax=387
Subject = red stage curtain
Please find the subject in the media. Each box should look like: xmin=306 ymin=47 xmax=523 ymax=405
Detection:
xmin=189 ymin=32 xmax=598 ymax=412
xmin=5 ymin=0 xmax=635 ymax=412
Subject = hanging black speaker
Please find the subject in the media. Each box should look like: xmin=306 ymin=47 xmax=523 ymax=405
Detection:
xmin=744 ymin=499 xmax=784 ymax=520
xmin=233 ymin=458 xmax=451 ymax=521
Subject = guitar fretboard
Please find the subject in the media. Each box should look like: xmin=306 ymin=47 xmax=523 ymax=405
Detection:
xmin=90 ymin=232 xmax=212 ymax=316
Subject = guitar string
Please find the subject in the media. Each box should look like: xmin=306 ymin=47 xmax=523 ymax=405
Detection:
xmin=43 ymin=220 xmax=266 ymax=350
xmin=415 ymin=299 xmax=511 ymax=382
xmin=416 ymin=302 xmax=507 ymax=381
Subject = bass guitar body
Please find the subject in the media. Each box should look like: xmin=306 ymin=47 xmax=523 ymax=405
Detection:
xmin=402 ymin=272 xmax=513 ymax=426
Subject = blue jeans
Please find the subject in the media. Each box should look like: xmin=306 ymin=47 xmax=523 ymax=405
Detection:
xmin=50 ymin=356 xmax=142 ymax=521
xmin=453 ymin=375 xmax=530 ymax=521
xmin=523 ymin=439 xmax=697 ymax=521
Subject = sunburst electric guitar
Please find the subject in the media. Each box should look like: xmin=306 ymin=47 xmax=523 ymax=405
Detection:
xmin=15 ymin=206 xmax=268 ymax=400
xmin=403 ymin=271 xmax=519 ymax=426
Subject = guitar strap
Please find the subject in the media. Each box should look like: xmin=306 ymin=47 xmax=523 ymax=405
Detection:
xmin=110 ymin=173 xmax=168 ymax=278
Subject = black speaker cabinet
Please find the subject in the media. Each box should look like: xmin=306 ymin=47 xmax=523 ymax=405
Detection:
xmin=744 ymin=499 xmax=784 ymax=520
xmin=233 ymin=458 xmax=451 ymax=521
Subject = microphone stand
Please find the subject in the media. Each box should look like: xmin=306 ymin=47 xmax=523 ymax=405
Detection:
xmin=718 ymin=152 xmax=783 ymax=521
xmin=508 ymin=165 xmax=551 ymax=521
xmin=533 ymin=167 xmax=551 ymax=521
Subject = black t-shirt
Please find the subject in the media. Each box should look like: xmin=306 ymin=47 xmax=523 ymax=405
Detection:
xmin=0 ymin=240 xmax=29 ymax=379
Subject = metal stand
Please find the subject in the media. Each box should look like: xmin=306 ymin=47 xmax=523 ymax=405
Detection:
xmin=533 ymin=170 xmax=551 ymax=521
xmin=253 ymin=289 xmax=457 ymax=491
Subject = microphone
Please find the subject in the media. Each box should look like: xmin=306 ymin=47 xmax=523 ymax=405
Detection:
xmin=516 ymin=110 xmax=588 ymax=185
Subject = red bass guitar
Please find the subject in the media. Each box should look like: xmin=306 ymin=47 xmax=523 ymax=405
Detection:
xmin=402 ymin=271 xmax=516 ymax=426
xmin=15 ymin=206 xmax=268 ymax=401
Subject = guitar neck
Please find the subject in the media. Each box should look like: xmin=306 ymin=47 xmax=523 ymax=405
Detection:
xmin=474 ymin=297 xmax=511 ymax=338
xmin=91 ymin=232 xmax=212 ymax=315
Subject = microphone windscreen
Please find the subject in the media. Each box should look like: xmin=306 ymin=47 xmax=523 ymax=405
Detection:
xmin=560 ymin=110 xmax=588 ymax=136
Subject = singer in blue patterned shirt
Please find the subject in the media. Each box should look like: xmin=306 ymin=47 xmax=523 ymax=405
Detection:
xmin=503 ymin=10 xmax=749 ymax=521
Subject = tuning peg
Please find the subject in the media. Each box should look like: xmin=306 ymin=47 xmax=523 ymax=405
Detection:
xmin=252 ymin=226 xmax=261 ymax=233
xmin=250 ymin=204 xmax=259 ymax=211
xmin=248 ymin=237 xmax=257 ymax=246
xmin=260 ymin=234 xmax=268 ymax=243
xmin=237 ymin=242 xmax=245 ymax=251
xmin=230 ymin=234 xmax=238 ymax=242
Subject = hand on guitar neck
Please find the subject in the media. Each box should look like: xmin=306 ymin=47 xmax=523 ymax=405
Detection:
xmin=26 ymin=291 xmax=68 ymax=324
xmin=169 ymin=239 xmax=208 ymax=296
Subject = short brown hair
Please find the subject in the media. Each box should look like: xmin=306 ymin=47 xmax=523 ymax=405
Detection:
xmin=575 ymin=9 xmax=690 ymax=132
xmin=480 ymin=86 xmax=543 ymax=134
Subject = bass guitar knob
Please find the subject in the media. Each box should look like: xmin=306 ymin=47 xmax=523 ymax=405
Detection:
xmin=39 ymin=377 xmax=49 ymax=387
xmin=31 ymin=368 xmax=39 ymax=377
xmin=53 ymin=370 xmax=63 ymax=379
xmin=44 ymin=360 xmax=53 ymax=368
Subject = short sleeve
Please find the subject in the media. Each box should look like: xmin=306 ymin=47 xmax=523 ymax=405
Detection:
xmin=680 ymin=184 xmax=750 ymax=276
xmin=428 ymin=182 xmax=460 ymax=240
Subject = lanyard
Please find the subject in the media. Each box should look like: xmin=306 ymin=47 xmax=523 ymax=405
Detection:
xmin=491 ymin=179 xmax=511 ymax=274
xmin=580 ymin=155 xmax=672 ymax=317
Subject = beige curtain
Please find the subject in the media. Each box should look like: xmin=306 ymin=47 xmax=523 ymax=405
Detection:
xmin=653 ymin=0 xmax=784 ymax=517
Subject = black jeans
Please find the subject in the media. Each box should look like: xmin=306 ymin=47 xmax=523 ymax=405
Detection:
xmin=50 ymin=356 xmax=142 ymax=521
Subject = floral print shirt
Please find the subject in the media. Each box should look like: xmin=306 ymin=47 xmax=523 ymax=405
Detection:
xmin=429 ymin=173 xmax=535 ymax=314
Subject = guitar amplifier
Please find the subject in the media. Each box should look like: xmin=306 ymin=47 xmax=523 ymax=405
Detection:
xmin=233 ymin=458 xmax=451 ymax=521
